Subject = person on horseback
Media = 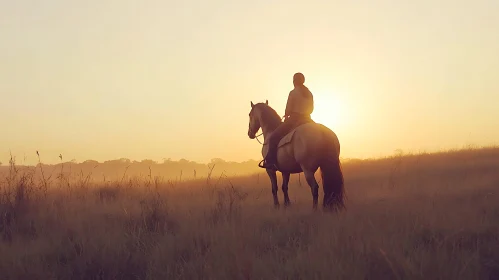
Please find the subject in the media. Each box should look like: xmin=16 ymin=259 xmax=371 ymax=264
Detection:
xmin=260 ymin=72 xmax=315 ymax=170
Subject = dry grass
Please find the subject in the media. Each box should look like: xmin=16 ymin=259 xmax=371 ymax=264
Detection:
xmin=1 ymin=147 xmax=499 ymax=279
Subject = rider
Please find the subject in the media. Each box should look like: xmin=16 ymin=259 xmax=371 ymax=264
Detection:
xmin=260 ymin=72 xmax=315 ymax=170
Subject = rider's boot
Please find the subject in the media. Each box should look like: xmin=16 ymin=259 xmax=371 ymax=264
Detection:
xmin=259 ymin=154 xmax=278 ymax=171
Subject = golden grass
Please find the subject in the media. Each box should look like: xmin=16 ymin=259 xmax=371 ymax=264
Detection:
xmin=1 ymin=146 xmax=499 ymax=279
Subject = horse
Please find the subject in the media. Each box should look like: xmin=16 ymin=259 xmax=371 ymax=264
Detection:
xmin=247 ymin=100 xmax=345 ymax=211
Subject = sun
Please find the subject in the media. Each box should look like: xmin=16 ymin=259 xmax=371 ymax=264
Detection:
xmin=311 ymin=91 xmax=344 ymax=129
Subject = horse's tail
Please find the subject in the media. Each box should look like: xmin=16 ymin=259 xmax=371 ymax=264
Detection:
xmin=319 ymin=129 xmax=346 ymax=211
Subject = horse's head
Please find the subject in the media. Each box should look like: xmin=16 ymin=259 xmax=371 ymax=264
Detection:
xmin=248 ymin=100 xmax=268 ymax=139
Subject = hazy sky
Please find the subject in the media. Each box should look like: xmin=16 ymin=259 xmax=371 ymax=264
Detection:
xmin=1 ymin=0 xmax=498 ymax=165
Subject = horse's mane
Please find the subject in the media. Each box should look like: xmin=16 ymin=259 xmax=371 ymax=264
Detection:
xmin=258 ymin=103 xmax=282 ymax=130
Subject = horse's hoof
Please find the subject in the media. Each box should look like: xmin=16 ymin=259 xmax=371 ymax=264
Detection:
xmin=284 ymin=201 xmax=291 ymax=207
xmin=274 ymin=204 xmax=280 ymax=209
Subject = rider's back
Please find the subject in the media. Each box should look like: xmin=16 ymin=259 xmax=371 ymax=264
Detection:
xmin=286 ymin=85 xmax=314 ymax=117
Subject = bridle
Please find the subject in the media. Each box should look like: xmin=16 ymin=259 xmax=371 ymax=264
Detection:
xmin=249 ymin=120 xmax=265 ymax=145
xmin=250 ymin=115 xmax=285 ymax=146
xmin=254 ymin=132 xmax=264 ymax=145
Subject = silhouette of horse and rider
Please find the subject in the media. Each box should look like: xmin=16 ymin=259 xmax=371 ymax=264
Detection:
xmin=248 ymin=73 xmax=345 ymax=211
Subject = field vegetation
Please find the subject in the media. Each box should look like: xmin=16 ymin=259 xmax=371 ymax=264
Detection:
xmin=1 ymin=147 xmax=499 ymax=279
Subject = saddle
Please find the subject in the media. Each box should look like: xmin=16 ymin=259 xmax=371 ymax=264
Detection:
xmin=261 ymin=121 xmax=313 ymax=159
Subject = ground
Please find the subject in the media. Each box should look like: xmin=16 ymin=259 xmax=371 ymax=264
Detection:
xmin=1 ymin=147 xmax=499 ymax=279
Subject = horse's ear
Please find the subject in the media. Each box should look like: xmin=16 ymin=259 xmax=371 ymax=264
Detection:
xmin=265 ymin=100 xmax=268 ymax=105
xmin=251 ymin=101 xmax=254 ymax=108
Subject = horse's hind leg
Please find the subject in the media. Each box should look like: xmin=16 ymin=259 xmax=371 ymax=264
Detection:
xmin=281 ymin=172 xmax=291 ymax=206
xmin=266 ymin=169 xmax=280 ymax=208
xmin=302 ymin=169 xmax=319 ymax=209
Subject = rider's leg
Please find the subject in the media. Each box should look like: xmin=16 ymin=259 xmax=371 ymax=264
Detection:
xmin=264 ymin=133 xmax=279 ymax=167
xmin=262 ymin=118 xmax=297 ymax=168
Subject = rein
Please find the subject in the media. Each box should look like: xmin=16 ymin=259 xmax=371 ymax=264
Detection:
xmin=253 ymin=116 xmax=285 ymax=146
xmin=255 ymin=132 xmax=265 ymax=145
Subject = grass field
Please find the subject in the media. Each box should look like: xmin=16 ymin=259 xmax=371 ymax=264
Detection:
xmin=1 ymin=147 xmax=499 ymax=280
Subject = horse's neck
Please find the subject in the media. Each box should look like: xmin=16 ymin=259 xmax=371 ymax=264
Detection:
xmin=260 ymin=117 xmax=280 ymax=140
xmin=261 ymin=125 xmax=274 ymax=140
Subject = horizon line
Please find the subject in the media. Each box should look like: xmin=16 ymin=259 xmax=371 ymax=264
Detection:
xmin=2 ymin=144 xmax=497 ymax=167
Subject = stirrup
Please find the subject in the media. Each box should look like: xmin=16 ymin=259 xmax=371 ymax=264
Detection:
xmin=258 ymin=159 xmax=278 ymax=170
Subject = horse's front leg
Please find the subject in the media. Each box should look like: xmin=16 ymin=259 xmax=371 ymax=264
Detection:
xmin=281 ymin=172 xmax=291 ymax=206
xmin=266 ymin=169 xmax=279 ymax=208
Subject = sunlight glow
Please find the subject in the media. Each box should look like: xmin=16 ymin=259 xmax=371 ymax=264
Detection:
xmin=311 ymin=90 xmax=346 ymax=130
xmin=2 ymin=0 xmax=499 ymax=164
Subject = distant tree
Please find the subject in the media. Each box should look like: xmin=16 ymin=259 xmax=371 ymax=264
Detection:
xmin=210 ymin=158 xmax=226 ymax=164
xmin=394 ymin=149 xmax=404 ymax=156
xmin=141 ymin=159 xmax=156 ymax=165
xmin=119 ymin=158 xmax=131 ymax=164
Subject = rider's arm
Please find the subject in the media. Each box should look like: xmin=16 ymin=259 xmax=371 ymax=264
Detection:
xmin=284 ymin=91 xmax=293 ymax=118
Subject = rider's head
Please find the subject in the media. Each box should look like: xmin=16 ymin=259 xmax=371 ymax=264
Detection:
xmin=293 ymin=72 xmax=305 ymax=87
